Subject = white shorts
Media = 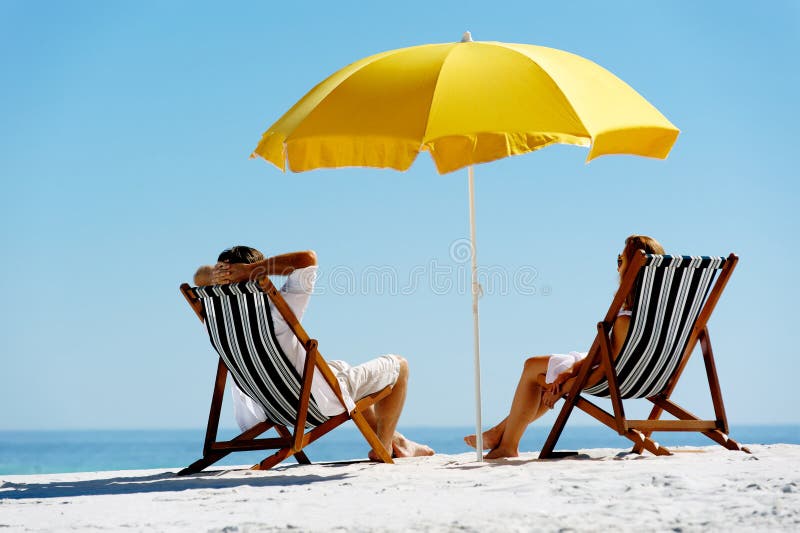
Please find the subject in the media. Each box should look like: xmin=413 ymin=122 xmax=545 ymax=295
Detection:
xmin=545 ymin=351 xmax=588 ymax=384
xmin=328 ymin=354 xmax=402 ymax=402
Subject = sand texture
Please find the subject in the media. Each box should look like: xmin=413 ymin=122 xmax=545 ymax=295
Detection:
xmin=1 ymin=444 xmax=799 ymax=532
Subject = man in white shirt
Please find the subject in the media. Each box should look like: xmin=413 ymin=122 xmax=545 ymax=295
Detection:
xmin=194 ymin=246 xmax=433 ymax=459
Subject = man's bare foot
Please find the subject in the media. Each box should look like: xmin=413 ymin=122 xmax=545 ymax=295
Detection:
xmin=484 ymin=446 xmax=519 ymax=459
xmin=392 ymin=433 xmax=434 ymax=458
xmin=367 ymin=439 xmax=394 ymax=462
xmin=464 ymin=424 xmax=504 ymax=450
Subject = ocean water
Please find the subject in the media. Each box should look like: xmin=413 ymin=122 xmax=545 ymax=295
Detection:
xmin=1 ymin=425 xmax=797 ymax=475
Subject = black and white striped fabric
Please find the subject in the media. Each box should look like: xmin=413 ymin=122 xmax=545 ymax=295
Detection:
xmin=584 ymin=255 xmax=726 ymax=399
xmin=193 ymin=281 xmax=329 ymax=429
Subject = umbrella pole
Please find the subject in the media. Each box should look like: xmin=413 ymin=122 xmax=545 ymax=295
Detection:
xmin=468 ymin=165 xmax=484 ymax=462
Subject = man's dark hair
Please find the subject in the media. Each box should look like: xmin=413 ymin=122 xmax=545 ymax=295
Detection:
xmin=217 ymin=246 xmax=264 ymax=265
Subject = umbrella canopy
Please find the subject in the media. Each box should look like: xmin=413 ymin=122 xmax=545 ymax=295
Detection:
xmin=252 ymin=37 xmax=679 ymax=174
xmin=251 ymin=34 xmax=679 ymax=460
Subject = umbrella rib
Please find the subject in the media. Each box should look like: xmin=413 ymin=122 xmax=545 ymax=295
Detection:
xmin=499 ymin=44 xmax=592 ymax=141
xmin=420 ymin=42 xmax=593 ymax=168
xmin=419 ymin=44 xmax=460 ymax=151
xmin=257 ymin=45 xmax=428 ymax=167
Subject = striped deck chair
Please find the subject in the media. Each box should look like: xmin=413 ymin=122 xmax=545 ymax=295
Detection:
xmin=177 ymin=277 xmax=393 ymax=475
xmin=539 ymin=251 xmax=750 ymax=459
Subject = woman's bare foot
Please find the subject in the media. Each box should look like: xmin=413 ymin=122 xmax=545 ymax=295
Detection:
xmin=392 ymin=433 xmax=435 ymax=458
xmin=484 ymin=446 xmax=519 ymax=459
xmin=464 ymin=424 xmax=504 ymax=450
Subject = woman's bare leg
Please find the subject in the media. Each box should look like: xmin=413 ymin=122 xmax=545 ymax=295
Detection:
xmin=463 ymin=356 xmax=553 ymax=454
xmin=483 ymin=356 xmax=550 ymax=459
xmin=464 ymin=356 xmax=553 ymax=451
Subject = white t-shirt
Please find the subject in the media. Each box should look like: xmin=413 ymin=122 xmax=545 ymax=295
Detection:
xmin=231 ymin=266 xmax=354 ymax=432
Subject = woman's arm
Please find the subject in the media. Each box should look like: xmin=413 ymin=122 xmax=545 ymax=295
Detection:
xmin=582 ymin=315 xmax=631 ymax=387
xmin=609 ymin=315 xmax=630 ymax=356
xmin=541 ymin=315 xmax=633 ymax=407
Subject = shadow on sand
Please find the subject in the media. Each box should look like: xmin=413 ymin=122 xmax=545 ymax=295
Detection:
xmin=0 ymin=464 xmax=352 ymax=500
xmin=446 ymin=450 xmax=651 ymax=470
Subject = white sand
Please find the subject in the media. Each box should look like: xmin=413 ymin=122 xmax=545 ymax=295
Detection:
xmin=1 ymin=444 xmax=798 ymax=532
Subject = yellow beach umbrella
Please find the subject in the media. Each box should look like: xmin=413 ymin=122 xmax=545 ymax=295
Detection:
xmin=251 ymin=32 xmax=679 ymax=460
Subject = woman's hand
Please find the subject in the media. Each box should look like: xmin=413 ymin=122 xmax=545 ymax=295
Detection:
xmin=551 ymin=371 xmax=573 ymax=389
xmin=542 ymin=386 xmax=561 ymax=408
xmin=540 ymin=381 xmax=560 ymax=408
xmin=542 ymin=370 xmax=581 ymax=409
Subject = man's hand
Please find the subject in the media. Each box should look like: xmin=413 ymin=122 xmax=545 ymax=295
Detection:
xmin=198 ymin=250 xmax=316 ymax=285
xmin=212 ymin=262 xmax=258 ymax=284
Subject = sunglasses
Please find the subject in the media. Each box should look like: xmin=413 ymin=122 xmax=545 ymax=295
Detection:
xmin=617 ymin=254 xmax=623 ymax=268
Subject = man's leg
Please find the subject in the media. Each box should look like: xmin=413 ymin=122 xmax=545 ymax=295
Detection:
xmin=372 ymin=356 xmax=408 ymax=452
xmin=348 ymin=356 xmax=433 ymax=458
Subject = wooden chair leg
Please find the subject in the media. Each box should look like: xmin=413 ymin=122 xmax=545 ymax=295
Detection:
xmin=541 ymin=393 xmax=672 ymax=459
xmin=293 ymin=451 xmax=312 ymax=464
xmin=201 ymin=359 xmax=228 ymax=455
xmin=178 ymin=421 xmax=275 ymax=476
xmin=249 ymin=415 xmax=356 ymax=471
xmin=539 ymin=390 xmax=580 ymax=459
xmin=700 ymin=330 xmax=730 ymax=434
xmin=626 ymin=429 xmax=673 ymax=456
xmin=699 ymin=428 xmax=750 ymax=453
xmin=598 ymin=322 xmax=626 ymax=435
xmin=254 ymin=447 xmax=294 ymax=471
xmin=351 ymin=410 xmax=393 ymax=464
xmin=632 ymin=401 xmax=665 ymax=454
xmin=275 ymin=425 xmax=311 ymax=464
xmin=540 ymin=343 xmax=602 ymax=459
xmin=631 ymin=330 xmax=748 ymax=456
xmin=179 ymin=452 xmax=233 ymax=476
xmin=179 ymin=360 xmax=254 ymax=476
xmin=632 ymin=329 xmax=718 ymax=454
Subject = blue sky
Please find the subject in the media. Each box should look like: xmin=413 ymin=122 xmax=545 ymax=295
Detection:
xmin=1 ymin=1 xmax=798 ymax=431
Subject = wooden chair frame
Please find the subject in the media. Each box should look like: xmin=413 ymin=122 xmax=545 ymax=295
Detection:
xmin=177 ymin=276 xmax=394 ymax=475
xmin=539 ymin=251 xmax=750 ymax=459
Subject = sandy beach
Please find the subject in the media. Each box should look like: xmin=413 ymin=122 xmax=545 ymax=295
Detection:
xmin=2 ymin=444 xmax=798 ymax=532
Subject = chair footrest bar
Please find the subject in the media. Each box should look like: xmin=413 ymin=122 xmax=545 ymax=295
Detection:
xmin=627 ymin=420 xmax=718 ymax=431
xmin=209 ymin=438 xmax=289 ymax=452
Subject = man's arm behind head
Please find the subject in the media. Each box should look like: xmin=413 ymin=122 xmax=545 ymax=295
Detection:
xmin=194 ymin=265 xmax=214 ymax=286
xmin=225 ymin=250 xmax=317 ymax=282
xmin=193 ymin=250 xmax=318 ymax=286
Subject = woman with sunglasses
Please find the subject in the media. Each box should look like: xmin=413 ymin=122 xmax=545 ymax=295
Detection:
xmin=464 ymin=235 xmax=665 ymax=459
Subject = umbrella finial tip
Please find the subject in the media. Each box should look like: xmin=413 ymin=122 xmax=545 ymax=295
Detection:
xmin=461 ymin=31 xmax=473 ymax=43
